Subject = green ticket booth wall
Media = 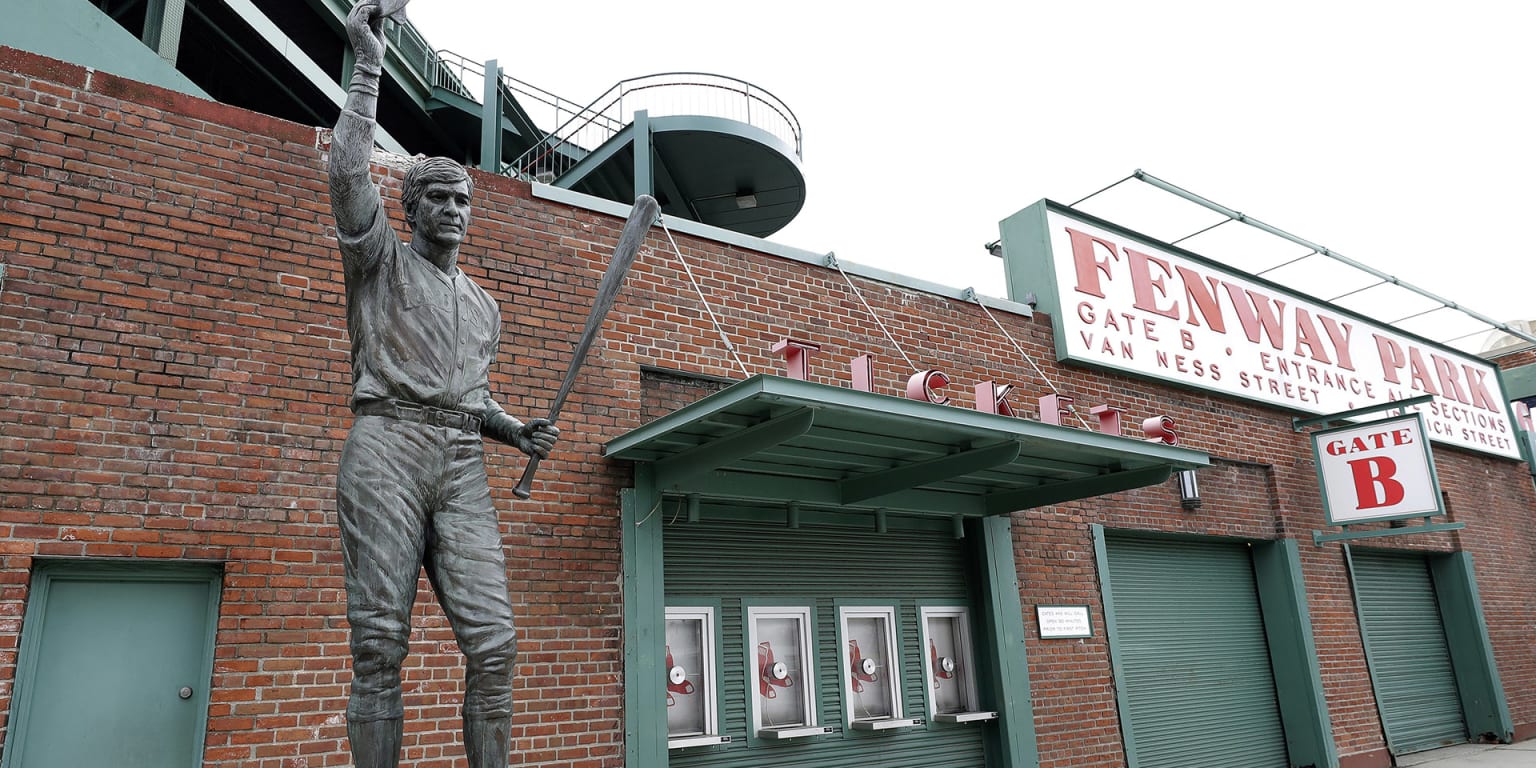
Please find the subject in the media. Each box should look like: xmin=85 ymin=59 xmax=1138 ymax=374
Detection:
xmin=625 ymin=492 xmax=1039 ymax=768
xmin=658 ymin=504 xmax=1002 ymax=768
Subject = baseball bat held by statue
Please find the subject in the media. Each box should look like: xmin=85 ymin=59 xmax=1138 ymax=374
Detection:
xmin=512 ymin=194 xmax=661 ymax=499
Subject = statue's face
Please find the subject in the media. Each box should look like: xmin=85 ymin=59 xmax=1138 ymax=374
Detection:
xmin=411 ymin=179 xmax=472 ymax=248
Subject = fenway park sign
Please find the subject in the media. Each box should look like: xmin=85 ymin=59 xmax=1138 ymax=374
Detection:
xmin=1000 ymin=201 xmax=1519 ymax=459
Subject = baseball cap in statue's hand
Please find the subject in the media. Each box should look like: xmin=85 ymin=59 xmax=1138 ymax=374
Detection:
xmin=376 ymin=0 xmax=409 ymax=22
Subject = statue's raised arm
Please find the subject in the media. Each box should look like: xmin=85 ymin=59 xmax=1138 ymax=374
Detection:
xmin=329 ymin=1 xmax=388 ymax=242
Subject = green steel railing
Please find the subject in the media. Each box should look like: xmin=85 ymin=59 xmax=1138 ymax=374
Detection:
xmin=509 ymin=72 xmax=803 ymax=183
xmin=382 ymin=14 xmax=434 ymax=85
xmin=427 ymin=49 xmax=619 ymax=140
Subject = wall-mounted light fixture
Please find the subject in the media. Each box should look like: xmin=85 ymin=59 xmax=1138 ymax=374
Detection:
xmin=1176 ymin=469 xmax=1201 ymax=509
xmin=984 ymin=240 xmax=1004 ymax=258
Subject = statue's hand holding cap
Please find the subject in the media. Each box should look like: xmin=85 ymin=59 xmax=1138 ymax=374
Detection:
xmin=377 ymin=0 xmax=409 ymax=21
xmin=345 ymin=1 xmax=394 ymax=71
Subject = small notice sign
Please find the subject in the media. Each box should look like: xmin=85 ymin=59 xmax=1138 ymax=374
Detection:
xmin=1036 ymin=605 xmax=1092 ymax=639
xmin=1312 ymin=413 xmax=1442 ymax=525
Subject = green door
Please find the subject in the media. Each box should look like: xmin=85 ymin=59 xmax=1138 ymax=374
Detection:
xmin=1102 ymin=536 xmax=1289 ymax=768
xmin=3 ymin=562 xmax=222 ymax=768
xmin=1349 ymin=549 xmax=1467 ymax=755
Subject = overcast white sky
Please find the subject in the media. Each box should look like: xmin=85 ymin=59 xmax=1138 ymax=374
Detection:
xmin=407 ymin=1 xmax=1532 ymax=351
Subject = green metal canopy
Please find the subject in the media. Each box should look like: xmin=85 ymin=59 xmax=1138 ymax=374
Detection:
xmin=605 ymin=375 xmax=1209 ymax=516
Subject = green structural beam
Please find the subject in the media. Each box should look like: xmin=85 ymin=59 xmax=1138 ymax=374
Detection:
xmin=839 ymin=441 xmax=1021 ymax=505
xmin=621 ymin=470 xmax=667 ymax=768
xmin=633 ymin=110 xmax=651 ymax=202
xmin=479 ymin=58 xmax=501 ymax=173
xmin=995 ymin=448 xmax=1102 ymax=477
xmin=984 ymin=466 xmax=1171 ymax=515
xmin=670 ymin=472 xmax=990 ymax=517
xmin=652 ymin=407 xmax=816 ymax=490
xmin=1252 ymin=539 xmax=1338 ymax=768
xmin=225 ymin=0 xmax=407 ymax=153
xmin=1502 ymin=363 xmax=1536 ymax=401
xmin=1430 ymin=552 xmax=1514 ymax=743
xmin=3 ymin=0 xmax=208 ymax=97
xmin=977 ymin=516 xmax=1040 ymax=768
xmin=1312 ymin=521 xmax=1465 ymax=546
xmin=142 ymin=0 xmax=187 ymax=64
xmin=552 ymin=122 xmax=636 ymax=189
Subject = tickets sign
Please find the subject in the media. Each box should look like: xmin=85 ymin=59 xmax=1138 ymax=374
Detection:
xmin=1312 ymin=414 xmax=1442 ymax=525
xmin=999 ymin=201 xmax=1520 ymax=459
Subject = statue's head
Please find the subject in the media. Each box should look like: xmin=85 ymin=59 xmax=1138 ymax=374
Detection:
xmin=401 ymin=157 xmax=474 ymax=229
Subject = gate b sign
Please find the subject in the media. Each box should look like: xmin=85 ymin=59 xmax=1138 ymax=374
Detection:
xmin=1312 ymin=413 xmax=1443 ymax=525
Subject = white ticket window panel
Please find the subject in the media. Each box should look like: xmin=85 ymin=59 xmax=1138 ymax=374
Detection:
xmin=920 ymin=606 xmax=995 ymax=722
xmin=747 ymin=606 xmax=820 ymax=738
xmin=666 ymin=606 xmax=726 ymax=748
xmin=840 ymin=606 xmax=914 ymax=728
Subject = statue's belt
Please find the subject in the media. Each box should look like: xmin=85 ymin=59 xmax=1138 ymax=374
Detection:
xmin=354 ymin=400 xmax=483 ymax=434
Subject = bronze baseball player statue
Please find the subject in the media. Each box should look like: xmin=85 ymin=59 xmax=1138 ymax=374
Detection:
xmin=327 ymin=2 xmax=559 ymax=766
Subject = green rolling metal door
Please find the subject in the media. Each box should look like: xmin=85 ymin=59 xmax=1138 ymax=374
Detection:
xmin=664 ymin=512 xmax=988 ymax=768
xmin=1103 ymin=536 xmax=1289 ymax=768
xmin=1349 ymin=549 xmax=1467 ymax=755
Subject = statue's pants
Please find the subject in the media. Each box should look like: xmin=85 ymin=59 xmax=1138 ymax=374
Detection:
xmin=337 ymin=414 xmax=518 ymax=722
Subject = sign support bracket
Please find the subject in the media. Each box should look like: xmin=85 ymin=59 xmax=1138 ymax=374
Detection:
xmin=1313 ymin=520 xmax=1465 ymax=546
xmin=1292 ymin=394 xmax=1434 ymax=432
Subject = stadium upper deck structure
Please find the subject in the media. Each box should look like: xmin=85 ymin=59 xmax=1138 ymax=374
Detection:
xmin=2 ymin=0 xmax=806 ymax=237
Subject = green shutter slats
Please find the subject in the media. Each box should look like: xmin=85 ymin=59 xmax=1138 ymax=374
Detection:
xmin=1350 ymin=550 xmax=1467 ymax=755
xmin=1104 ymin=536 xmax=1289 ymax=768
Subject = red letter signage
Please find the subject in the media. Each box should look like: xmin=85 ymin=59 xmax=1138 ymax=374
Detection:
xmin=1346 ymin=457 xmax=1406 ymax=509
xmin=975 ymin=381 xmax=1019 ymax=417
xmin=1140 ymin=415 xmax=1178 ymax=445
xmin=772 ymin=338 xmax=821 ymax=381
xmin=905 ymin=370 xmax=951 ymax=405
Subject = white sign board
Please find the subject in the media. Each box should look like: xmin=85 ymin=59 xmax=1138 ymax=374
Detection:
xmin=1313 ymin=414 xmax=1442 ymax=525
xmin=1025 ymin=205 xmax=1520 ymax=459
xmin=1036 ymin=605 xmax=1092 ymax=639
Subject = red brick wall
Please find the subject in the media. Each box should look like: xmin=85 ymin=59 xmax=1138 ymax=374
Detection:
xmin=1493 ymin=347 xmax=1536 ymax=371
xmin=3 ymin=45 xmax=1534 ymax=768
xmin=0 ymin=46 xmax=630 ymax=767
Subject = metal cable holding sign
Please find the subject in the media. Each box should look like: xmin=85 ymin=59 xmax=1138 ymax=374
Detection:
xmin=826 ymin=253 xmax=920 ymax=373
xmin=658 ymin=218 xmax=753 ymax=378
xmin=1074 ymin=169 xmax=1536 ymax=351
xmin=1069 ymin=172 xmax=1136 ymax=208
xmin=966 ymin=292 xmax=1092 ymax=430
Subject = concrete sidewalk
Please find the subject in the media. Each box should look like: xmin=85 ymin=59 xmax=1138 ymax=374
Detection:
xmin=1396 ymin=742 xmax=1536 ymax=767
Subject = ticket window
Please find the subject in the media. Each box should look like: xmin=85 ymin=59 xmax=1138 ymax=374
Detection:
xmin=665 ymin=607 xmax=727 ymax=749
xmin=746 ymin=605 xmax=829 ymax=739
xmin=839 ymin=606 xmax=922 ymax=730
xmin=919 ymin=606 xmax=996 ymax=723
